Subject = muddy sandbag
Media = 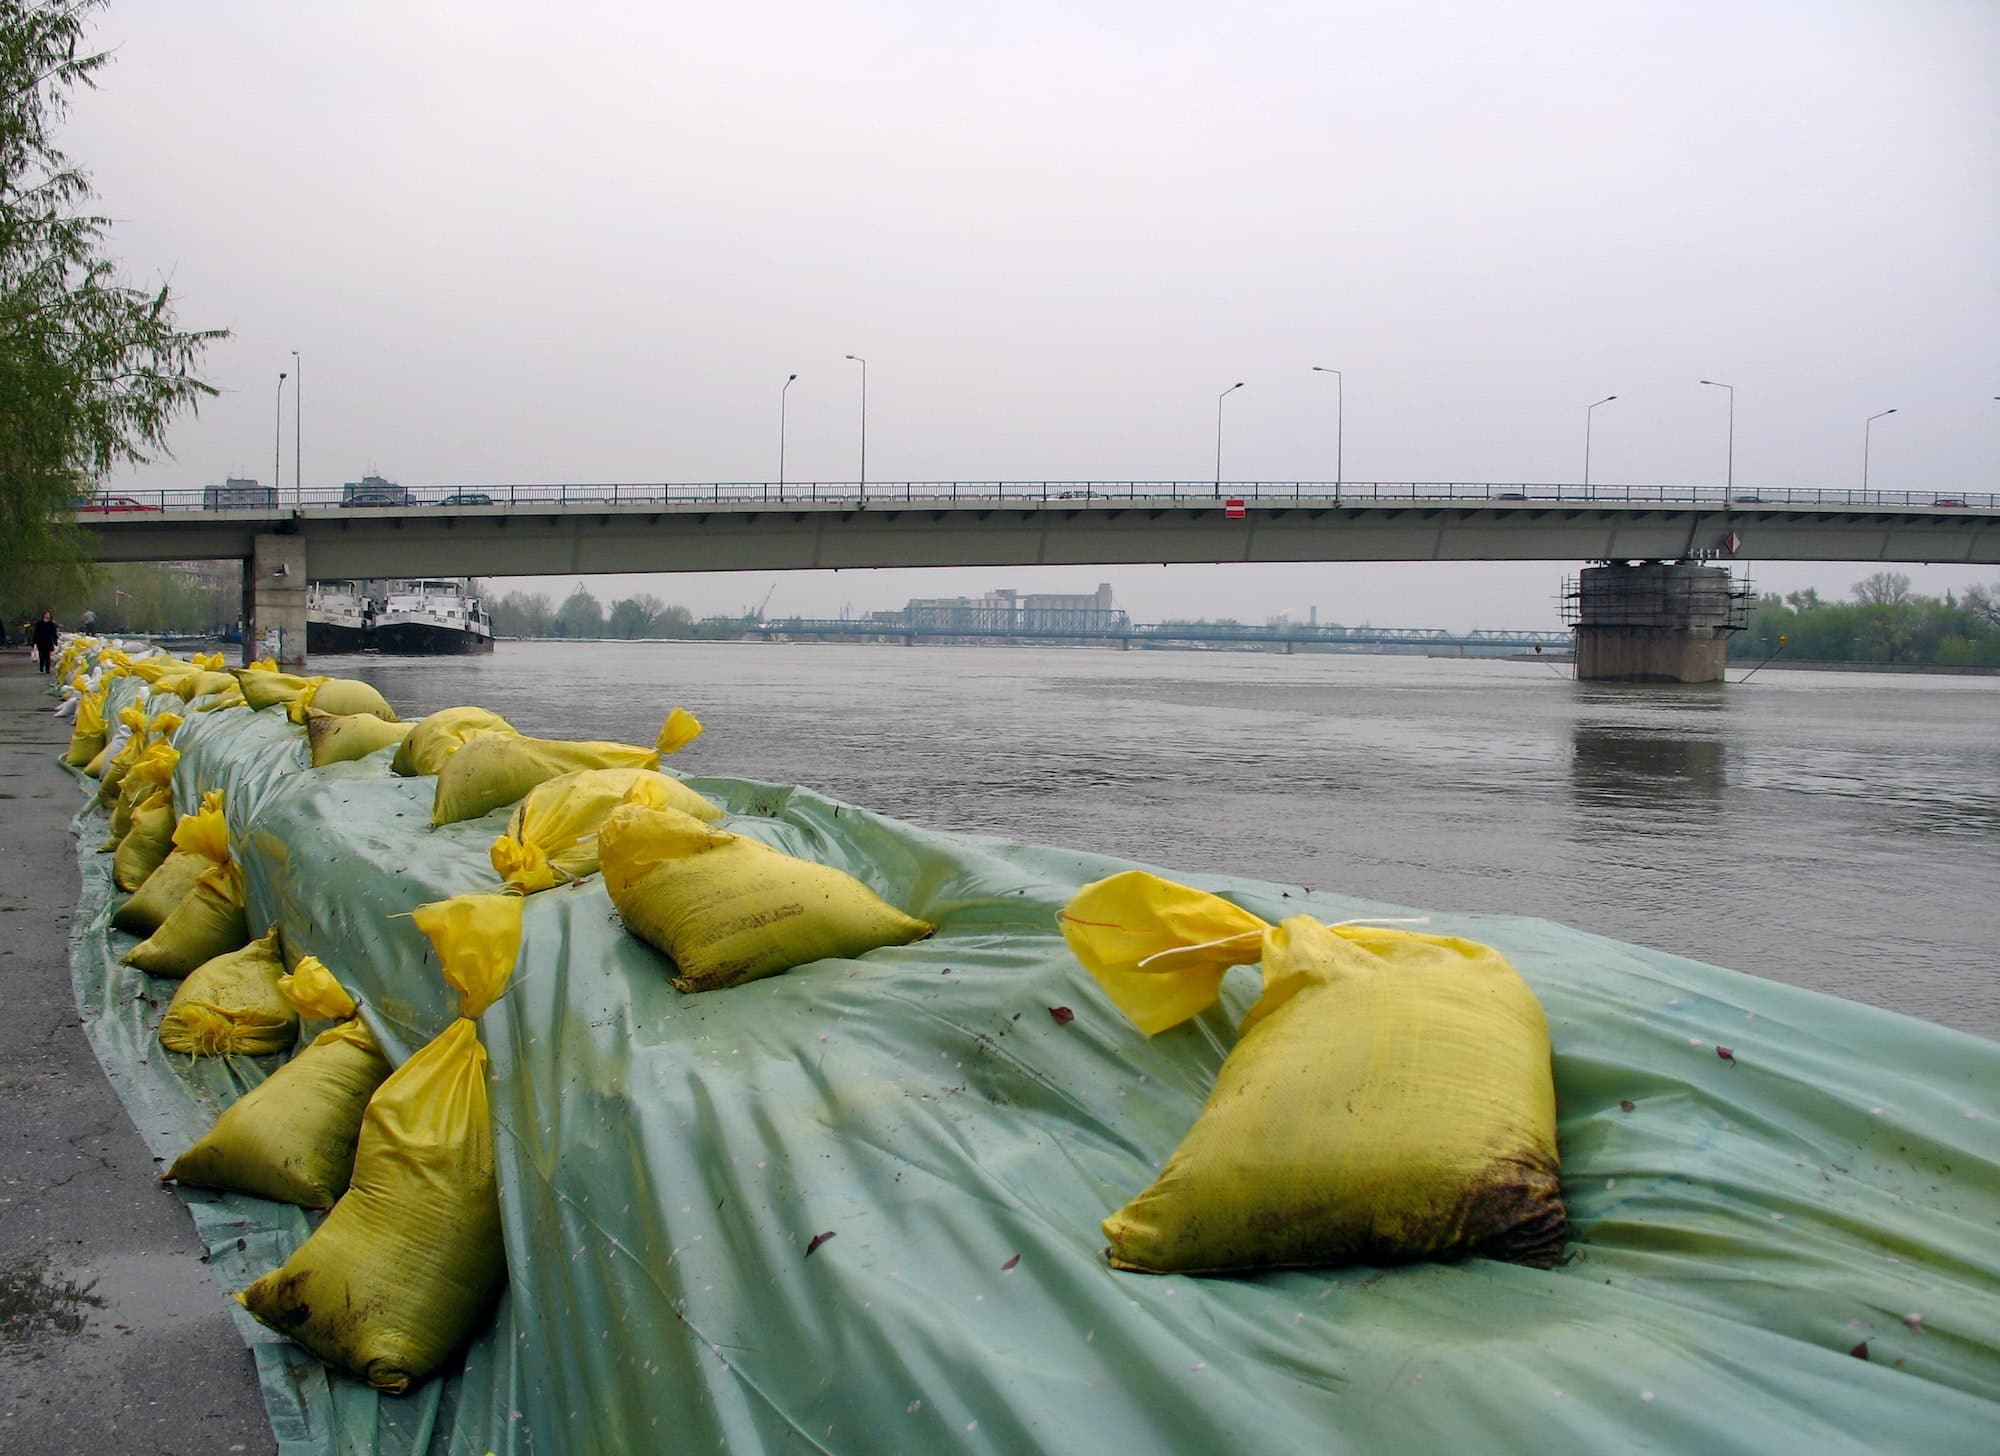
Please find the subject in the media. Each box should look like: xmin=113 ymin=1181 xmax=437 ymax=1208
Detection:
xmin=1060 ymin=871 xmax=1567 ymax=1275
xmin=157 ymin=928 xmax=299 ymax=1057
xmin=237 ymin=893 xmax=521 ymax=1392
xmin=490 ymin=766 xmax=723 ymax=892
xmin=390 ymin=706 xmax=518 ymax=777
xmin=168 ymin=1016 xmax=390 ymax=1206
xmin=112 ymin=789 xmax=177 ymax=891
xmin=124 ymin=860 xmax=250 ymax=979
xmin=431 ymin=710 xmax=702 ymax=826
xmin=306 ymin=708 xmax=415 ymax=767
xmin=599 ymin=799 xmax=933 ymax=994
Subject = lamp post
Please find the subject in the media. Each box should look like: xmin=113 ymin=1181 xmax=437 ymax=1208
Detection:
xmin=1699 ymin=379 xmax=1734 ymax=502
xmin=1584 ymin=395 xmax=1617 ymax=487
xmin=1214 ymin=381 xmax=1244 ymax=494
xmin=844 ymin=354 xmax=867 ymax=499
xmin=274 ymin=371 xmax=289 ymax=499
xmin=291 ymin=350 xmax=301 ymax=509
xmin=779 ymin=373 xmax=798 ymax=489
xmin=1312 ymin=366 xmax=1342 ymax=502
xmin=1863 ymin=408 xmax=1897 ymax=491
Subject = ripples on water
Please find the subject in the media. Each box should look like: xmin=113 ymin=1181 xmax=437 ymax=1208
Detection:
xmin=324 ymin=643 xmax=2000 ymax=1040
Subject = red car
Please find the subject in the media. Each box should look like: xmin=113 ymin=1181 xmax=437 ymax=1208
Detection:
xmin=74 ymin=495 xmax=161 ymax=512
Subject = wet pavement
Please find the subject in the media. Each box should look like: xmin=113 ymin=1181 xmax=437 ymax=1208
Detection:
xmin=0 ymin=654 xmax=271 ymax=1455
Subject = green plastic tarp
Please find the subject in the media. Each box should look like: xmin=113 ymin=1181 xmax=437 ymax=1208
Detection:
xmin=65 ymin=668 xmax=2000 ymax=1454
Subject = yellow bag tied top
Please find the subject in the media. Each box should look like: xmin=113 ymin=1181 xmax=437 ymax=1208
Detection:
xmin=93 ymin=706 xmax=152 ymax=797
xmin=113 ymin=789 xmax=176 ymax=891
xmin=169 ymin=1017 xmax=390 ymax=1208
xmin=237 ymin=893 xmax=522 ymax=1393
xmin=490 ymin=767 xmax=724 ymax=893
xmin=158 ymin=928 xmax=300 ymax=1058
xmin=305 ymin=708 xmax=416 ymax=767
xmin=108 ymin=741 xmax=180 ymax=837
xmin=192 ymin=650 xmax=226 ymax=670
xmin=124 ymin=859 xmax=250 ymax=979
xmin=1061 ymin=872 xmax=1567 ymax=1276
xmin=278 ymin=953 xmax=361 ymax=1022
xmin=286 ymin=676 xmax=399 ymax=725
xmin=599 ymin=800 xmax=933 ymax=994
xmin=390 ymin=706 xmax=518 ymax=778
xmin=431 ymin=710 xmax=703 ymax=826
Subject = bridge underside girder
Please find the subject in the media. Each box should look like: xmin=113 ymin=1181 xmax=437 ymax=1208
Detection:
xmin=82 ymin=499 xmax=1999 ymax=578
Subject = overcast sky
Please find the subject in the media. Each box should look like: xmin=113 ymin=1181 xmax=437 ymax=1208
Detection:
xmin=75 ymin=0 xmax=2000 ymax=627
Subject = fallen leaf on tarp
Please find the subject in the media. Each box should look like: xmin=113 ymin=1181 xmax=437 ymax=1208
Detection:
xmin=1001 ymin=1254 xmax=1020 ymax=1272
xmin=1903 ymin=1313 xmax=1925 ymax=1333
xmin=805 ymin=1231 xmax=836 ymax=1258
xmin=1048 ymin=1006 xmax=1075 ymax=1025
xmin=1619 ymin=1099 xmax=1636 ymax=1113
xmin=1716 ymin=1045 xmax=1736 ymax=1063
xmin=1849 ymin=1340 xmax=1869 ymax=1360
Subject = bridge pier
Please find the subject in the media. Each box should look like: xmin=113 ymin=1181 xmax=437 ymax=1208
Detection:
xmin=243 ymin=533 xmax=308 ymax=668
xmin=1569 ymin=562 xmax=1739 ymax=683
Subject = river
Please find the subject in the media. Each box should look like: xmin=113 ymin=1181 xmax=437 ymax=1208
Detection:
xmin=315 ymin=641 xmax=2000 ymax=1042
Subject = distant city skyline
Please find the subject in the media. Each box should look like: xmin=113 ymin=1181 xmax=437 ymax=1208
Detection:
xmin=65 ymin=1 xmax=1999 ymax=627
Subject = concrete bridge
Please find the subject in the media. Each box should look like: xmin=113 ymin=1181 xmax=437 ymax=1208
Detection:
xmin=749 ymin=617 xmax=1576 ymax=653
xmin=73 ymin=479 xmax=2000 ymax=679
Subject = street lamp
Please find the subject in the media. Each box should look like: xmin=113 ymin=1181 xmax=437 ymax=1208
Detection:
xmin=779 ymin=373 xmax=798 ymax=489
xmin=1312 ymin=366 xmax=1342 ymax=501
xmin=844 ymin=354 xmax=867 ymax=499
xmin=274 ymin=371 xmax=289 ymax=499
xmin=1699 ymin=380 xmax=1735 ymax=502
xmin=1584 ymin=395 xmax=1617 ymax=487
xmin=1215 ymin=381 xmax=1245 ymax=494
xmin=1863 ymin=408 xmax=1897 ymax=491
xmin=291 ymin=350 xmax=301 ymax=509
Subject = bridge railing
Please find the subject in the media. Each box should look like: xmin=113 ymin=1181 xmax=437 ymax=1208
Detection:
xmin=72 ymin=480 xmax=1999 ymax=515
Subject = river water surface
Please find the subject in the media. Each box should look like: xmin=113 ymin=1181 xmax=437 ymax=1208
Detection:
xmin=319 ymin=642 xmax=2000 ymax=1041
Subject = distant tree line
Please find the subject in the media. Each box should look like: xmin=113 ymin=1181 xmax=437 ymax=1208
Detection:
xmin=487 ymin=587 xmax=746 ymax=640
xmin=1733 ymin=573 xmax=2000 ymax=667
xmin=6 ymin=562 xmax=239 ymax=640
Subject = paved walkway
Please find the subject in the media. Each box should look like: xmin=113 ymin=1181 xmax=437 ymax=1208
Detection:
xmin=0 ymin=653 xmax=272 ymax=1455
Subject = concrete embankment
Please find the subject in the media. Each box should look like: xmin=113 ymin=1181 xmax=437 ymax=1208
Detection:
xmin=0 ymin=654 xmax=270 ymax=1455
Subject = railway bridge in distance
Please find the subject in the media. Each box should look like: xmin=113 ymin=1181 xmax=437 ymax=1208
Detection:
xmin=75 ymin=479 xmax=2000 ymax=683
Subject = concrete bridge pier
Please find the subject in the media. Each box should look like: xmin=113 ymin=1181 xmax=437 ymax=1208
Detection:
xmin=243 ymin=533 xmax=308 ymax=668
xmin=1569 ymin=562 xmax=1740 ymax=683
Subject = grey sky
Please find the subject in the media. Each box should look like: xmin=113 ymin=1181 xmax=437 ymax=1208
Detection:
xmin=77 ymin=0 xmax=2000 ymax=627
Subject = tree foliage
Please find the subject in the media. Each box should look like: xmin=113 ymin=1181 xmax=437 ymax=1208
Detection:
xmin=0 ymin=0 xmax=223 ymax=586
xmin=1736 ymin=580 xmax=2000 ymax=667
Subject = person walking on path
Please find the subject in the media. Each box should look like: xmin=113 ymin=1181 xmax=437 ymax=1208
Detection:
xmin=32 ymin=609 xmax=59 ymax=673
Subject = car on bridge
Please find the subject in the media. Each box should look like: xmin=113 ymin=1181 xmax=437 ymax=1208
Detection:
xmin=1933 ymin=498 xmax=1967 ymax=508
xmin=73 ymin=494 xmax=160 ymax=512
xmin=203 ymin=479 xmax=277 ymax=509
xmin=341 ymin=475 xmax=416 ymax=507
xmin=438 ymin=491 xmax=495 ymax=506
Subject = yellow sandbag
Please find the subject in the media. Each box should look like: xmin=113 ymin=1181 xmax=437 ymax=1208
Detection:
xmin=182 ymin=669 xmax=237 ymax=698
xmin=126 ymin=655 xmax=183 ymax=684
xmin=600 ymin=800 xmax=932 ymax=993
xmin=235 ymin=668 xmax=317 ymax=711
xmin=114 ymin=850 xmax=209 ymax=935
xmin=150 ymin=666 xmax=202 ymax=698
xmin=196 ymin=685 xmax=247 ymax=712
xmin=94 ymin=708 xmax=153 ymax=803
xmin=431 ymin=710 xmax=703 ymax=826
xmin=107 ymin=741 xmax=179 ymax=839
xmin=286 ymin=684 xmax=398 ymax=728
xmin=390 ymin=706 xmax=518 ymax=777
xmin=168 ymin=1017 xmax=390 ymax=1207
xmin=1061 ymin=875 xmax=1566 ymax=1275
xmin=1055 ymin=870 xmax=1269 ymax=1035
xmin=237 ymin=893 xmax=522 ymax=1392
xmin=124 ymin=860 xmax=249 ymax=978
xmin=157 ymin=928 xmax=299 ymax=1057
xmin=490 ymin=767 xmax=723 ymax=892
xmin=112 ymin=789 xmax=176 ymax=891
xmin=69 ymin=690 xmax=111 ymax=770
xmin=192 ymin=650 xmax=227 ymax=671
xmin=305 ymin=708 xmax=415 ymax=767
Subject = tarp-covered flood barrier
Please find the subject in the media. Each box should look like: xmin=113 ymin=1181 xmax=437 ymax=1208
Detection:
xmin=48 ymin=640 xmax=2000 ymax=1454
